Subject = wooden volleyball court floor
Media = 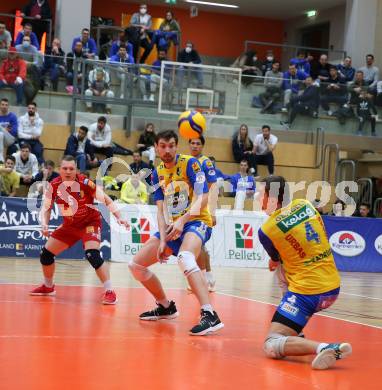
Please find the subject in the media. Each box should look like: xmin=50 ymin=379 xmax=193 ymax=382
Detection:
xmin=0 ymin=259 xmax=381 ymax=390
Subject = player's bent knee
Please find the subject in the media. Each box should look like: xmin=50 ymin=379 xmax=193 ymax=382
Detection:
xmin=178 ymin=251 xmax=200 ymax=277
xmin=263 ymin=333 xmax=288 ymax=359
xmin=40 ymin=247 xmax=55 ymax=266
xmin=128 ymin=261 xmax=153 ymax=282
xmin=85 ymin=249 xmax=104 ymax=270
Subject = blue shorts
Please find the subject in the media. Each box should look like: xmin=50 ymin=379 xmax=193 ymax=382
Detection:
xmin=154 ymin=220 xmax=212 ymax=256
xmin=275 ymin=288 xmax=340 ymax=329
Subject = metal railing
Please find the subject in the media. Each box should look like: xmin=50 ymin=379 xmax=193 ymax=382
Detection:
xmin=356 ymin=178 xmax=373 ymax=206
xmin=244 ymin=40 xmax=347 ymax=64
xmin=336 ymin=159 xmax=356 ymax=183
xmin=322 ymin=143 xmax=339 ymax=183
xmin=0 ymin=12 xmax=52 ymax=48
xmin=373 ymin=197 xmax=382 ymax=217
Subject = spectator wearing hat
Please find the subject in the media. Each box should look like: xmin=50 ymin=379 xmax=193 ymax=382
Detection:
xmin=0 ymin=47 xmax=27 ymax=105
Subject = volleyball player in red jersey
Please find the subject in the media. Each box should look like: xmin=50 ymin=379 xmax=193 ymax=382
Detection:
xmin=30 ymin=155 xmax=129 ymax=304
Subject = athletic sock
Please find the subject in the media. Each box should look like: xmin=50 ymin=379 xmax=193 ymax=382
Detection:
xmin=316 ymin=343 xmax=329 ymax=354
xmin=205 ymin=271 xmax=214 ymax=283
xmin=201 ymin=304 xmax=214 ymax=315
xmin=158 ymin=299 xmax=170 ymax=308
xmin=103 ymin=280 xmax=112 ymax=291
xmin=44 ymin=277 xmax=53 ymax=288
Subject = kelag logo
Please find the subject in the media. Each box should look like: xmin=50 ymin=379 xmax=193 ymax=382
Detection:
xmin=329 ymin=231 xmax=365 ymax=257
xmin=235 ymin=223 xmax=253 ymax=249
xmin=131 ymin=218 xmax=150 ymax=244
xmin=276 ymin=205 xmax=315 ymax=233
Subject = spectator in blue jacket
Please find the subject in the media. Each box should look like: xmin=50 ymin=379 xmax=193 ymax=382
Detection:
xmin=290 ymin=50 xmax=311 ymax=75
xmin=15 ymin=23 xmax=40 ymax=50
xmin=282 ymin=64 xmax=307 ymax=110
xmin=0 ymin=98 xmax=18 ymax=161
xmin=337 ymin=56 xmax=355 ymax=83
xmin=228 ymin=159 xmax=256 ymax=210
xmin=109 ymin=30 xmax=134 ymax=59
xmin=280 ymin=76 xmax=319 ymax=129
xmin=177 ymin=41 xmax=203 ymax=88
xmin=109 ymin=44 xmax=135 ymax=98
xmin=64 ymin=126 xmax=99 ymax=172
xmin=72 ymin=28 xmax=97 ymax=59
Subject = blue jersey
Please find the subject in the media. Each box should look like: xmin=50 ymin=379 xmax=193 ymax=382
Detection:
xmin=198 ymin=155 xmax=217 ymax=187
xmin=229 ymin=173 xmax=255 ymax=193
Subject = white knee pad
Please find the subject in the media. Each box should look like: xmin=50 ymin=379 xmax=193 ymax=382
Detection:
xmin=264 ymin=333 xmax=288 ymax=359
xmin=128 ymin=261 xmax=153 ymax=282
xmin=177 ymin=251 xmax=200 ymax=277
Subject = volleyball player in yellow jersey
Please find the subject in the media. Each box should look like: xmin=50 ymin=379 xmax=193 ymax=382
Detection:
xmin=258 ymin=176 xmax=352 ymax=370
xmin=128 ymin=130 xmax=224 ymax=336
xmin=188 ymin=136 xmax=218 ymax=292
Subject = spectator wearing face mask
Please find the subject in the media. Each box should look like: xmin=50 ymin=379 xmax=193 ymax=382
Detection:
xmin=177 ymin=41 xmax=203 ymax=88
xmin=129 ymin=4 xmax=153 ymax=64
xmin=17 ymin=102 xmax=44 ymax=164
xmin=72 ymin=28 xmax=97 ymax=59
xmin=15 ymin=23 xmax=40 ymax=50
xmin=0 ymin=47 xmax=27 ymax=105
xmin=15 ymin=35 xmax=43 ymax=71
xmin=232 ymin=50 xmax=262 ymax=87
xmin=262 ymin=50 xmax=276 ymax=76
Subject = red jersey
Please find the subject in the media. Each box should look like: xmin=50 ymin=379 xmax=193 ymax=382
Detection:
xmin=46 ymin=174 xmax=100 ymax=227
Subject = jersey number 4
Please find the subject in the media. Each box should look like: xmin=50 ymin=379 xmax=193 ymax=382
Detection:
xmin=305 ymin=222 xmax=320 ymax=244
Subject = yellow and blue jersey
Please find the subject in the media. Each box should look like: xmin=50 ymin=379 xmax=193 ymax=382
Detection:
xmin=152 ymin=154 xmax=212 ymax=227
xmin=259 ymin=199 xmax=340 ymax=295
xmin=197 ymin=155 xmax=217 ymax=187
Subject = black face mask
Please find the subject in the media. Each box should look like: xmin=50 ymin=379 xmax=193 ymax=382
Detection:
xmin=28 ymin=111 xmax=35 ymax=116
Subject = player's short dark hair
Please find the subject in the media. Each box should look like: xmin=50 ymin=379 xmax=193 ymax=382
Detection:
xmin=133 ymin=149 xmax=142 ymax=156
xmin=5 ymin=155 xmax=15 ymax=163
xmin=188 ymin=135 xmax=205 ymax=145
xmin=366 ymin=54 xmax=374 ymax=60
xmin=28 ymin=101 xmax=37 ymax=108
xmin=0 ymin=21 xmax=6 ymax=26
xmin=82 ymin=28 xmax=90 ymax=33
xmin=297 ymin=49 xmax=306 ymax=56
xmin=44 ymin=160 xmax=55 ymax=168
xmin=262 ymin=125 xmax=271 ymax=131
xmin=155 ymin=130 xmax=178 ymax=145
xmin=1 ymin=97 xmax=9 ymax=103
xmin=262 ymin=175 xmax=289 ymax=206
xmin=20 ymin=142 xmax=31 ymax=151
xmin=329 ymin=66 xmax=338 ymax=71
xmin=360 ymin=202 xmax=371 ymax=209
xmin=79 ymin=125 xmax=88 ymax=133
xmin=119 ymin=44 xmax=127 ymax=50
xmin=23 ymin=22 xmax=32 ymax=28
xmin=61 ymin=155 xmax=76 ymax=163
xmin=97 ymin=116 xmax=107 ymax=124
xmin=208 ymin=156 xmax=216 ymax=163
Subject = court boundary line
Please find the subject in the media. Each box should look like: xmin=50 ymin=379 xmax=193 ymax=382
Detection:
xmin=216 ymin=291 xmax=382 ymax=330
xmin=341 ymin=292 xmax=382 ymax=301
xmin=1 ymin=282 xmax=381 ymax=330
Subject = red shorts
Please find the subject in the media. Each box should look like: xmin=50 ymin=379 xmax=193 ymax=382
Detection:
xmin=51 ymin=221 xmax=102 ymax=248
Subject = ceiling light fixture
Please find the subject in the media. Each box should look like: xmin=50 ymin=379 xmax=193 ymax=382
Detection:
xmin=306 ymin=10 xmax=317 ymax=18
xmin=185 ymin=0 xmax=239 ymax=9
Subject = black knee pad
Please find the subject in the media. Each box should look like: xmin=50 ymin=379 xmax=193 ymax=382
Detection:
xmin=40 ymin=248 xmax=55 ymax=266
xmin=85 ymin=249 xmax=104 ymax=270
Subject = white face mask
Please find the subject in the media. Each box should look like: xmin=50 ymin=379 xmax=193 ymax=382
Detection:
xmin=253 ymin=56 xmax=258 ymax=62
xmin=267 ymin=56 xmax=274 ymax=62
xmin=185 ymin=47 xmax=192 ymax=53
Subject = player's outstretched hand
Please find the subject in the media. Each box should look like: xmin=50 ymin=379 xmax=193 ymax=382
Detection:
xmin=117 ymin=218 xmax=130 ymax=230
xmin=165 ymin=219 xmax=184 ymax=242
xmin=269 ymin=259 xmax=279 ymax=272
xmin=157 ymin=240 xmax=169 ymax=263
xmin=41 ymin=225 xmax=50 ymax=237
